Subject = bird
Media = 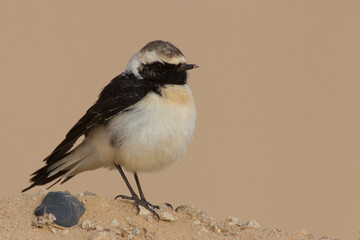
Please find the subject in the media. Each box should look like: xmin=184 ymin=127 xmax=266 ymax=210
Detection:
xmin=22 ymin=40 xmax=198 ymax=218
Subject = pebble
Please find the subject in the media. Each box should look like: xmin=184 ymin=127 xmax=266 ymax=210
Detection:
xmin=300 ymin=229 xmax=311 ymax=236
xmin=226 ymin=216 xmax=239 ymax=226
xmin=32 ymin=213 xmax=56 ymax=228
xmin=245 ymin=220 xmax=261 ymax=229
xmin=34 ymin=191 xmax=85 ymax=227
xmin=193 ymin=220 xmax=201 ymax=225
xmin=82 ymin=219 xmax=96 ymax=230
xmin=160 ymin=212 xmax=177 ymax=221
xmin=210 ymin=224 xmax=221 ymax=233
xmin=132 ymin=227 xmax=139 ymax=236
xmin=88 ymin=231 xmax=116 ymax=240
xmin=218 ymin=223 xmax=229 ymax=233
xmin=139 ymin=206 xmax=151 ymax=216
xmin=110 ymin=219 xmax=118 ymax=227
xmin=84 ymin=191 xmax=96 ymax=196
xmin=95 ymin=225 xmax=103 ymax=231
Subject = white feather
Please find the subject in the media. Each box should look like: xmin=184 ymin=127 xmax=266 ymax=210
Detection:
xmin=108 ymin=84 xmax=196 ymax=172
xmin=60 ymin=160 xmax=85 ymax=180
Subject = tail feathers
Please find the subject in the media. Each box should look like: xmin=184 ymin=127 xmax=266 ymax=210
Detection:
xmin=47 ymin=154 xmax=84 ymax=178
xmin=22 ymin=146 xmax=91 ymax=192
xmin=21 ymin=169 xmax=68 ymax=192
xmin=59 ymin=160 xmax=85 ymax=181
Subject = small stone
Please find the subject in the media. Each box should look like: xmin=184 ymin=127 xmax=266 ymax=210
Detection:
xmin=110 ymin=219 xmax=118 ymax=227
xmin=95 ymin=225 xmax=103 ymax=231
xmin=160 ymin=212 xmax=177 ymax=221
xmin=193 ymin=220 xmax=201 ymax=225
xmin=84 ymin=191 xmax=96 ymax=196
xmin=88 ymin=231 xmax=116 ymax=240
xmin=210 ymin=224 xmax=221 ymax=233
xmin=139 ymin=206 xmax=151 ymax=216
xmin=226 ymin=216 xmax=239 ymax=226
xmin=82 ymin=219 xmax=95 ymax=230
xmin=34 ymin=191 xmax=85 ymax=227
xmin=199 ymin=212 xmax=209 ymax=223
xmin=132 ymin=228 xmax=139 ymax=236
xmin=300 ymin=229 xmax=311 ymax=236
xmin=32 ymin=213 xmax=56 ymax=228
xmin=49 ymin=227 xmax=56 ymax=233
xmin=218 ymin=223 xmax=229 ymax=233
xmin=245 ymin=220 xmax=261 ymax=229
xmin=63 ymin=229 xmax=70 ymax=235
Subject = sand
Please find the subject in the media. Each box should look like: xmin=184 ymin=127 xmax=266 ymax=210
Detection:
xmin=0 ymin=190 xmax=330 ymax=240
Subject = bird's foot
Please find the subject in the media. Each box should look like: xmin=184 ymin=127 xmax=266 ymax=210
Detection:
xmin=161 ymin=202 xmax=173 ymax=210
xmin=115 ymin=194 xmax=160 ymax=219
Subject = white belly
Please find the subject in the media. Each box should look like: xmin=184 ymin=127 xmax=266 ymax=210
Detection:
xmin=107 ymin=84 xmax=196 ymax=172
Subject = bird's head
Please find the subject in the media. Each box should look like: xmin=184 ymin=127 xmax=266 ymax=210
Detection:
xmin=125 ymin=40 xmax=198 ymax=84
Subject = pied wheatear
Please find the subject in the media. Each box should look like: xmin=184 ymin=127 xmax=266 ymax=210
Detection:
xmin=22 ymin=40 xmax=198 ymax=218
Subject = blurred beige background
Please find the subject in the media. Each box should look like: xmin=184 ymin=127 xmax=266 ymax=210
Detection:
xmin=1 ymin=1 xmax=360 ymax=239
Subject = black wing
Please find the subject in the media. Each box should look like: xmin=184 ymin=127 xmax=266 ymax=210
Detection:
xmin=22 ymin=73 xmax=159 ymax=191
xmin=45 ymin=73 xmax=159 ymax=165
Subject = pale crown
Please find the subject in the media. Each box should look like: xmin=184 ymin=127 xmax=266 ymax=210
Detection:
xmin=125 ymin=40 xmax=187 ymax=78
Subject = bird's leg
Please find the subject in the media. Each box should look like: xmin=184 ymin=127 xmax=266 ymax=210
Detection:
xmin=133 ymin=172 xmax=159 ymax=210
xmin=134 ymin=172 xmax=173 ymax=210
xmin=114 ymin=164 xmax=160 ymax=219
xmin=114 ymin=164 xmax=138 ymax=200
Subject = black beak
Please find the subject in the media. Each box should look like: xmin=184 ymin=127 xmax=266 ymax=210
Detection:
xmin=178 ymin=64 xmax=199 ymax=72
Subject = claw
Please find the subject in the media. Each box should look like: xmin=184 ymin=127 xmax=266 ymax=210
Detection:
xmin=115 ymin=194 xmax=133 ymax=200
xmin=115 ymin=194 xmax=160 ymax=220
xmin=163 ymin=202 xmax=173 ymax=210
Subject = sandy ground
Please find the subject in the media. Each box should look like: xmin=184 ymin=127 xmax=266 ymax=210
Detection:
xmin=0 ymin=190 xmax=332 ymax=240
